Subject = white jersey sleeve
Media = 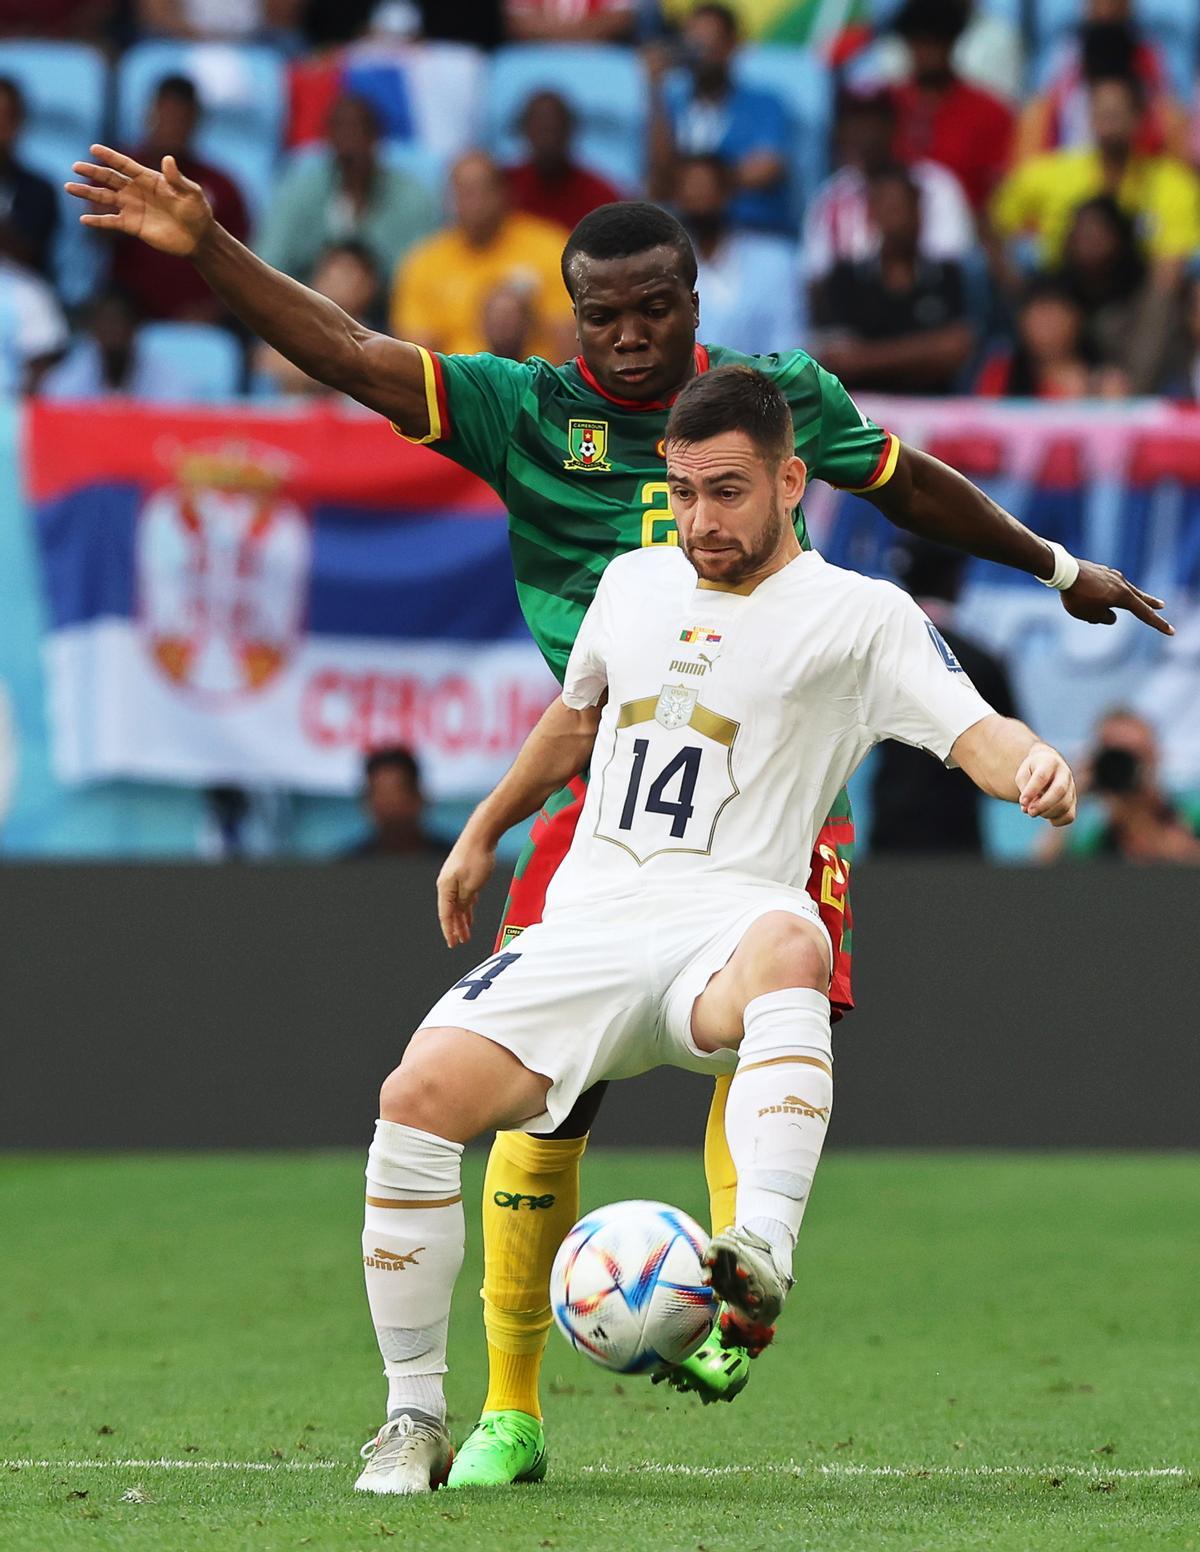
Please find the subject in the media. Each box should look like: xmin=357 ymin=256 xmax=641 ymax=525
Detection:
xmin=858 ymin=584 xmax=994 ymax=765
xmin=561 ymin=573 xmax=611 ymax=710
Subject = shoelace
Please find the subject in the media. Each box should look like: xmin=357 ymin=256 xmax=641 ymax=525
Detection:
xmin=359 ymin=1414 xmax=440 ymax=1461
xmin=468 ymin=1413 xmax=534 ymax=1451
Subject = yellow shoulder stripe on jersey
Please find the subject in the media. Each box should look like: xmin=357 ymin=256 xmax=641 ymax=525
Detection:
xmin=843 ymin=431 xmax=901 ymax=494
xmin=389 ymin=344 xmax=443 ymax=446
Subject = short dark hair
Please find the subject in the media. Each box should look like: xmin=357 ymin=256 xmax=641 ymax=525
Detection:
xmin=155 ymin=73 xmax=199 ymax=106
xmin=0 ymin=76 xmax=26 ymax=118
xmin=893 ymin=0 xmax=968 ymax=45
xmin=561 ymin=202 xmax=697 ymax=297
xmin=665 ymin=365 xmax=793 ymax=467
xmin=365 ymin=746 xmax=421 ymax=786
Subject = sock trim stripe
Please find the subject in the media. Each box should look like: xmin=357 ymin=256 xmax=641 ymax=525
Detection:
xmin=737 ymin=1054 xmax=832 ymax=1078
xmin=365 ymin=1193 xmax=463 ymax=1210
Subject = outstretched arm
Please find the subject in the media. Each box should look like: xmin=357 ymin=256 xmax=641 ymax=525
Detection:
xmin=436 ymin=696 xmax=602 ymax=948
xmin=870 ymin=444 xmax=1173 ymax=637
xmin=66 ymin=146 xmax=431 ymax=432
xmin=951 ymin=714 xmax=1076 ymax=826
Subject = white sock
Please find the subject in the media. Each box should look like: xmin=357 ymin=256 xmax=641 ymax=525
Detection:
xmin=725 ymin=988 xmax=834 ymax=1276
xmin=363 ymin=1118 xmax=466 ymax=1425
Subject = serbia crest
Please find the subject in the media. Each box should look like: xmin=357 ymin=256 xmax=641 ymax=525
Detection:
xmin=564 ymin=418 xmax=612 ymax=472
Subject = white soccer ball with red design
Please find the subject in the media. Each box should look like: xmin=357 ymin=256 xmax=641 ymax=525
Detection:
xmin=550 ymin=1199 xmax=717 ymax=1373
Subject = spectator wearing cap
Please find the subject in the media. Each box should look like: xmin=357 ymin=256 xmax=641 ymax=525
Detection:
xmin=257 ymin=94 xmax=438 ymax=286
xmin=674 ymin=153 xmax=800 ymax=357
xmin=991 ymin=71 xmax=1200 ymax=292
xmin=648 ymin=2 xmax=792 ymax=234
xmin=887 ymin=0 xmax=1014 ymax=213
xmin=113 ymin=75 xmax=250 ymax=322
xmin=0 ymin=79 xmax=58 ymax=279
xmin=507 ymin=91 xmax=624 ymax=234
xmin=811 ymin=165 xmax=973 ymax=396
xmin=504 ymin=0 xmax=636 ymax=43
xmin=802 ymin=86 xmax=974 ymax=300
xmin=42 ymin=287 xmax=198 ymax=401
xmin=391 ymin=150 xmax=574 ymax=360
xmin=1016 ymin=2 xmax=1187 ymax=164
xmin=871 ymin=540 xmax=1019 ymax=856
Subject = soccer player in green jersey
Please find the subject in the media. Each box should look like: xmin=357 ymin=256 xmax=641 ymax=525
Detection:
xmin=68 ymin=148 xmax=1172 ymax=1488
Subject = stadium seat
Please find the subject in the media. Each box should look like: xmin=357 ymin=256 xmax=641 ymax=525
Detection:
xmin=116 ymin=42 xmax=287 ymax=219
xmin=137 ymin=322 xmax=243 ymax=401
xmin=0 ymin=42 xmax=109 ymax=306
xmin=486 ymin=45 xmax=647 ymax=192
xmin=736 ymin=46 xmax=832 ymax=226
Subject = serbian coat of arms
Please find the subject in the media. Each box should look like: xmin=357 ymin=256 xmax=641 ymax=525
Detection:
xmin=563 ymin=417 xmax=612 ymax=471
xmin=655 ymin=683 xmax=698 ymax=730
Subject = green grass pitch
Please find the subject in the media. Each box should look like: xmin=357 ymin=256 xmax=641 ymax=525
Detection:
xmin=2 ymin=1150 xmax=1197 ymax=1552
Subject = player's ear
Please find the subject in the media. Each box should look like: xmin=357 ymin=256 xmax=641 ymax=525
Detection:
xmin=781 ymin=454 xmax=807 ymax=507
xmin=690 ymin=290 xmax=699 ymax=328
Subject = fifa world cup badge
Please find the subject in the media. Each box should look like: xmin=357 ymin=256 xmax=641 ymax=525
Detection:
xmin=564 ymin=418 xmax=612 ymax=471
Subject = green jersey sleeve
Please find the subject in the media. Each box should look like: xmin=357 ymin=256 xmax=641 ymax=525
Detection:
xmin=764 ymin=348 xmax=899 ymax=494
xmin=393 ymin=347 xmax=535 ymax=492
xmin=808 ymin=361 xmax=899 ymax=492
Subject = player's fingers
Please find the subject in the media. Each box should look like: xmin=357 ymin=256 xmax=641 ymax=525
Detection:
xmin=1117 ymin=584 xmax=1174 ymax=636
xmin=1019 ymin=756 xmax=1057 ymax=812
xmin=89 ymin=143 xmax=149 ymax=179
xmin=161 ymin=153 xmax=193 ymax=189
xmin=64 ymin=182 xmax=118 ymax=206
xmin=70 ymin=161 xmax=130 ymax=189
xmin=79 ymin=213 xmax=128 ymax=228
xmin=1029 ymin=768 xmax=1073 ymax=818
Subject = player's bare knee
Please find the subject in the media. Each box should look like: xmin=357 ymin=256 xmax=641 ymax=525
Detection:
xmin=743 ymin=912 xmax=830 ymax=997
xmin=378 ymin=1049 xmax=452 ymax=1131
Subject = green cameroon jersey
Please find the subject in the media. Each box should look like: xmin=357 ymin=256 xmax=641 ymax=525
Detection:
xmin=398 ymin=342 xmax=899 ymax=682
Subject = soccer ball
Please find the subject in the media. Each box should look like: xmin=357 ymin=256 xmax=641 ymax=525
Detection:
xmin=550 ymin=1199 xmax=717 ymax=1373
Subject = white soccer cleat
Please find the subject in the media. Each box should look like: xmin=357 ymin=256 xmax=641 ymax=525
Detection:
xmin=701 ymin=1226 xmax=794 ymax=1327
xmin=354 ymin=1411 xmax=454 ymax=1495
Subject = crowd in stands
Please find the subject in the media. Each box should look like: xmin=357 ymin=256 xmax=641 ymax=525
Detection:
xmin=3 ymin=0 xmax=1200 ymax=403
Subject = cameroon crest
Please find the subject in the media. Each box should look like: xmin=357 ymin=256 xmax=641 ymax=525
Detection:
xmin=564 ymin=418 xmax=612 ymax=472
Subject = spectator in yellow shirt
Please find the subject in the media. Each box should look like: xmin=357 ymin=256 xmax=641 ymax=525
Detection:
xmin=992 ymin=72 xmax=1200 ymax=291
xmin=390 ymin=152 xmax=576 ymax=361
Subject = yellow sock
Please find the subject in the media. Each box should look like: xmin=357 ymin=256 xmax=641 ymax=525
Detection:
xmin=481 ymin=1129 xmax=587 ymax=1420
xmin=704 ymin=1074 xmax=737 ymax=1236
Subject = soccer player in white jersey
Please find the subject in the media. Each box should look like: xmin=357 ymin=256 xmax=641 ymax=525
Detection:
xmin=354 ymin=366 xmax=1077 ymax=1494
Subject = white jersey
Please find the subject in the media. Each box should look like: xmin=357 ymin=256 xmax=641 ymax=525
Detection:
xmin=547 ymin=546 xmax=994 ymax=913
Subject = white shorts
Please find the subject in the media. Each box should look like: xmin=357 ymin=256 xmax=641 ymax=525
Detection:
xmin=417 ymin=883 xmax=831 ymax=1133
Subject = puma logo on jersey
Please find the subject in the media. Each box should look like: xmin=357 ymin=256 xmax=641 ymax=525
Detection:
xmin=669 ymin=658 xmax=707 ymax=676
xmin=363 ymin=1246 xmax=426 ymax=1271
xmin=757 ymin=1095 xmax=831 ymax=1122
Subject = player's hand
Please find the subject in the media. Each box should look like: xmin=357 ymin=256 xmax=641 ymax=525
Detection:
xmin=1061 ymin=560 xmax=1173 ymax=636
xmin=436 ymin=832 xmax=497 ymax=948
xmin=1016 ymin=742 xmax=1076 ymax=827
xmin=65 ymin=145 xmax=213 ymax=257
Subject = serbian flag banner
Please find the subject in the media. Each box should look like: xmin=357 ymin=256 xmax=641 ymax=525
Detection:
xmin=27 ymin=401 xmax=556 ymax=798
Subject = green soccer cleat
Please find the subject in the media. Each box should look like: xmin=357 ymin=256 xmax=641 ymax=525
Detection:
xmin=444 ymin=1409 xmax=548 ymax=1489
xmin=652 ymin=1321 xmax=753 ymax=1406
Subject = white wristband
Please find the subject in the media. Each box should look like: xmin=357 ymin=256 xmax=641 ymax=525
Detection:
xmin=1036 ymin=541 xmax=1080 ymax=592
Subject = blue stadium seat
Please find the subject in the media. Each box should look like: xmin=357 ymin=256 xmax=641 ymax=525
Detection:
xmin=138 ymin=322 xmax=243 ymax=401
xmin=486 ymin=45 xmax=647 ymax=192
xmin=736 ymin=46 xmax=831 ymax=226
xmin=115 ymin=42 xmax=286 ymax=219
xmin=0 ymin=42 xmax=108 ymax=306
